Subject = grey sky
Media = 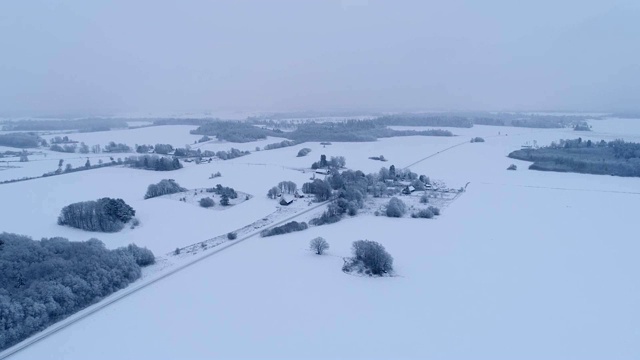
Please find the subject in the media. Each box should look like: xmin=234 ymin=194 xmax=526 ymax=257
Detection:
xmin=1 ymin=0 xmax=638 ymax=117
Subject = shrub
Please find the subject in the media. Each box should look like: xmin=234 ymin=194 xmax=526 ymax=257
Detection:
xmin=420 ymin=194 xmax=429 ymax=204
xmin=309 ymin=237 xmax=330 ymax=255
xmin=507 ymin=164 xmax=517 ymax=170
xmin=199 ymin=197 xmax=215 ymax=208
xmin=297 ymin=148 xmax=312 ymax=157
xmin=227 ymin=232 xmax=237 ymax=240
xmin=220 ymin=194 xmax=230 ymax=206
xmin=411 ymin=208 xmax=434 ymax=218
xmin=471 ymin=137 xmax=485 ymax=143
xmin=386 ymin=197 xmax=406 ymax=218
xmin=145 ymin=179 xmax=187 ymax=199
xmin=261 ymin=221 xmax=308 ymax=237
xmin=428 ymin=206 xmax=441 ymax=216
xmin=342 ymin=240 xmax=393 ymax=276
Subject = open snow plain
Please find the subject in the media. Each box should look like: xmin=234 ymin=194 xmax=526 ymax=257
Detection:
xmin=2 ymin=119 xmax=639 ymax=359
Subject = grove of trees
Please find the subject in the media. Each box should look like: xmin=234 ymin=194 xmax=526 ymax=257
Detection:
xmin=58 ymin=198 xmax=136 ymax=232
xmin=260 ymin=221 xmax=308 ymax=237
xmin=145 ymin=179 xmax=187 ymax=199
xmin=342 ymin=240 xmax=393 ymax=276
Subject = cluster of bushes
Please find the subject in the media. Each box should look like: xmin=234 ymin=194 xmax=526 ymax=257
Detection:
xmin=260 ymin=221 xmax=308 ymax=237
xmin=125 ymin=155 xmax=182 ymax=171
xmin=208 ymin=184 xmax=238 ymax=199
xmin=411 ymin=206 xmax=440 ymax=219
xmin=198 ymin=135 xmax=211 ymax=143
xmin=136 ymin=144 xmax=153 ymax=153
xmin=104 ymin=141 xmax=132 ymax=153
xmin=1 ymin=118 xmax=128 ymax=131
xmin=342 ymin=240 xmax=393 ymax=276
xmin=0 ymin=233 xmax=154 ymax=351
xmin=215 ymin=148 xmax=250 ymax=160
xmin=297 ymin=148 xmax=312 ymax=157
xmin=311 ymin=154 xmax=346 ymax=169
xmin=190 ymin=121 xmax=272 ymax=142
xmin=368 ymin=155 xmax=387 ymax=162
xmin=145 ymin=179 xmax=186 ymax=199
xmin=507 ymin=164 xmax=517 ymax=170
xmin=0 ymin=132 xmax=42 ymax=148
xmin=58 ymin=198 xmax=136 ymax=232
xmin=470 ymin=137 xmax=485 ymax=143
xmin=263 ymin=140 xmax=298 ymax=151
xmin=574 ymin=122 xmax=591 ymax=131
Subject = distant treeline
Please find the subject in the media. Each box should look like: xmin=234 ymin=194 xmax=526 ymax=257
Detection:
xmin=191 ymin=121 xmax=272 ymax=142
xmin=374 ymin=114 xmax=473 ymax=128
xmin=1 ymin=118 xmax=128 ymax=131
xmin=508 ymin=138 xmax=640 ymax=177
xmin=284 ymin=121 xmax=453 ymax=142
xmin=0 ymin=233 xmax=154 ymax=351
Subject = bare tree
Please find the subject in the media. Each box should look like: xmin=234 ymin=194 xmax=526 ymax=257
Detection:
xmin=309 ymin=237 xmax=330 ymax=255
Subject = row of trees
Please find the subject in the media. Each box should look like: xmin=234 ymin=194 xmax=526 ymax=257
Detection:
xmin=260 ymin=221 xmax=308 ymax=237
xmin=125 ymin=155 xmax=183 ymax=171
xmin=58 ymin=198 xmax=136 ymax=232
xmin=0 ymin=233 xmax=154 ymax=351
xmin=263 ymin=140 xmax=298 ymax=150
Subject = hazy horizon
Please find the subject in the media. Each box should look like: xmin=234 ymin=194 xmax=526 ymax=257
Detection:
xmin=1 ymin=0 xmax=639 ymax=117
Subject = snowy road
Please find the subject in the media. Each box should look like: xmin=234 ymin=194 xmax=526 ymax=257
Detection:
xmin=0 ymin=198 xmax=331 ymax=360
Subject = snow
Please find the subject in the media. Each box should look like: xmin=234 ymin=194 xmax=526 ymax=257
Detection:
xmin=41 ymin=125 xmax=201 ymax=148
xmin=2 ymin=118 xmax=640 ymax=359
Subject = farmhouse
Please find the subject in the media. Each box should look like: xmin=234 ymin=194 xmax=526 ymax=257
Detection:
xmin=402 ymin=185 xmax=416 ymax=195
xmin=279 ymin=197 xmax=294 ymax=206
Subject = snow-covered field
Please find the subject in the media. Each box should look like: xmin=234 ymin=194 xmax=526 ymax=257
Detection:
xmin=2 ymin=118 xmax=640 ymax=359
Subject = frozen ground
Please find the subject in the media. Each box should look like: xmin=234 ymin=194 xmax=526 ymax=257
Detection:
xmin=1 ymin=117 xmax=640 ymax=359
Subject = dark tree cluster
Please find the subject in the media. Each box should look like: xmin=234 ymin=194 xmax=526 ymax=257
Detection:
xmin=260 ymin=221 xmax=308 ymax=237
xmin=297 ymin=148 xmax=312 ymax=157
xmin=208 ymin=184 xmax=238 ymax=199
xmin=470 ymin=137 xmax=485 ymax=143
xmin=342 ymin=240 xmax=393 ymax=276
xmin=145 ymin=179 xmax=187 ymax=199
xmin=104 ymin=141 xmax=132 ymax=153
xmin=311 ymin=154 xmax=346 ymax=169
xmin=58 ymin=198 xmax=136 ymax=232
xmin=50 ymin=144 xmax=77 ymax=153
xmin=263 ymin=140 xmax=298 ymax=150
xmin=125 ymin=155 xmax=183 ymax=171
xmin=277 ymin=181 xmax=297 ymax=194
xmin=411 ymin=206 xmax=440 ymax=219
xmin=136 ymin=144 xmax=154 ymax=153
xmin=385 ymin=197 xmax=406 ymax=217
xmin=154 ymin=143 xmax=174 ymax=154
xmin=0 ymin=233 xmax=153 ymax=351
xmin=0 ymin=133 xmax=42 ymax=148
xmin=50 ymin=135 xmax=76 ymax=144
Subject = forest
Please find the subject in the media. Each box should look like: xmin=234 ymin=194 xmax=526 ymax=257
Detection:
xmin=508 ymin=138 xmax=640 ymax=177
xmin=0 ymin=233 xmax=154 ymax=351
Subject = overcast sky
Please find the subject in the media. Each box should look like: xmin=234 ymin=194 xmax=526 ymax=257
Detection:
xmin=1 ymin=0 xmax=638 ymax=117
